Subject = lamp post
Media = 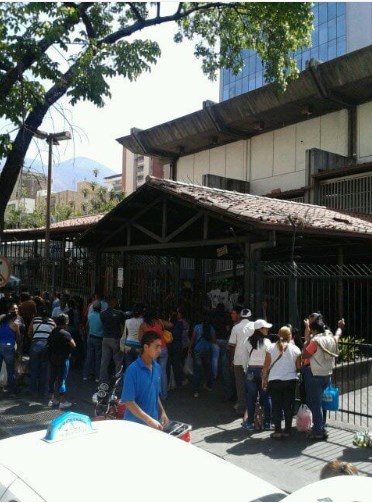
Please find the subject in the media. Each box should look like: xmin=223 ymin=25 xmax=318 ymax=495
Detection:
xmin=34 ymin=129 xmax=71 ymax=289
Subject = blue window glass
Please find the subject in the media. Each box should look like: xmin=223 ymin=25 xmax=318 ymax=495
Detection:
xmin=319 ymin=43 xmax=328 ymax=62
xmin=328 ymin=2 xmax=337 ymax=19
xmin=302 ymin=49 xmax=310 ymax=67
xmin=337 ymin=2 xmax=346 ymax=16
xmin=242 ymin=62 xmax=249 ymax=77
xmin=337 ymin=15 xmax=346 ymax=38
xmin=319 ymin=3 xmax=327 ymax=24
xmin=310 ymin=46 xmax=319 ymax=60
xmin=223 ymin=69 xmax=230 ymax=85
xmin=311 ymin=29 xmax=318 ymax=46
xmin=249 ymin=56 xmax=256 ymax=74
xmin=242 ymin=78 xmax=249 ymax=94
xmin=318 ymin=23 xmax=327 ymax=45
xmin=248 ymin=77 xmax=256 ymax=91
xmin=313 ymin=4 xmax=319 ymax=26
xmin=337 ymin=36 xmax=346 ymax=57
xmin=229 ymin=83 xmax=236 ymax=98
xmin=328 ymin=39 xmax=337 ymax=60
xmin=256 ymin=72 xmax=263 ymax=88
xmin=328 ymin=18 xmax=337 ymax=41
xmin=223 ymin=86 xmax=229 ymax=101
xmin=235 ymin=79 xmax=242 ymax=96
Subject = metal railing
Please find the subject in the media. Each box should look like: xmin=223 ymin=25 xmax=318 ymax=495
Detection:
xmin=318 ymin=172 xmax=372 ymax=213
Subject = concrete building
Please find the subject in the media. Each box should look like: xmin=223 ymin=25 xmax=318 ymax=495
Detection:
xmin=121 ymin=146 xmax=164 ymax=195
xmin=104 ymin=174 xmax=123 ymax=193
xmin=220 ymin=2 xmax=372 ymax=100
xmin=117 ymin=45 xmax=372 ymax=216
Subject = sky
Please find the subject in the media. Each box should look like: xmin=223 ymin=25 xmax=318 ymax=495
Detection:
xmin=23 ymin=8 xmax=220 ymax=174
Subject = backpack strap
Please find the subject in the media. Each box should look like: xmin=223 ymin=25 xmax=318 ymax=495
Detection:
xmin=267 ymin=345 xmax=288 ymax=376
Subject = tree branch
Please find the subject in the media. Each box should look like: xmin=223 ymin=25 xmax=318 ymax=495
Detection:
xmin=102 ymin=2 xmax=239 ymax=45
xmin=129 ymin=3 xmax=145 ymax=23
xmin=0 ymin=2 xmax=94 ymax=99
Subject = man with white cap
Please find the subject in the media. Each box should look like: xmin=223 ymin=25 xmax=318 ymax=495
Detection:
xmin=228 ymin=308 xmax=254 ymax=415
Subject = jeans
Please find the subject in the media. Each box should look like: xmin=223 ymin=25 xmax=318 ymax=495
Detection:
xmin=245 ymin=366 xmax=271 ymax=424
xmin=0 ymin=343 xmax=15 ymax=391
xmin=167 ymin=342 xmax=183 ymax=387
xmin=124 ymin=347 xmax=141 ymax=371
xmin=211 ymin=343 xmax=220 ymax=380
xmin=157 ymin=347 xmax=168 ymax=401
xmin=84 ymin=336 xmax=103 ymax=379
xmin=29 ymin=341 xmax=49 ymax=396
xmin=192 ymin=347 xmax=213 ymax=393
xmin=217 ymin=340 xmax=235 ymax=401
xmin=303 ymin=365 xmax=330 ymax=435
xmin=268 ymin=379 xmax=297 ymax=433
xmin=99 ymin=338 xmax=122 ymax=384
xmin=48 ymin=358 xmax=69 ymax=396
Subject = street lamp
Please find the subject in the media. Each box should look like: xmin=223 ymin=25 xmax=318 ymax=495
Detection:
xmin=33 ymin=129 xmax=71 ymax=289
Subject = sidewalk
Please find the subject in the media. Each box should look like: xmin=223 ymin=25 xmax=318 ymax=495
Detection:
xmin=1 ymin=371 xmax=371 ymax=495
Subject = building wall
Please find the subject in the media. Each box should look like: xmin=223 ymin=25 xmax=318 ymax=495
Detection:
xmin=358 ymin=101 xmax=372 ymax=162
xmin=347 ymin=2 xmax=372 ymax=52
xmin=177 ymin=109 xmax=349 ymax=195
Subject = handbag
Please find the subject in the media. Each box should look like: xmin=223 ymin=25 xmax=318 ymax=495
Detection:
xmin=183 ymin=354 xmax=193 ymax=375
xmin=162 ymin=330 xmax=173 ymax=344
xmin=322 ymin=383 xmax=339 ymax=411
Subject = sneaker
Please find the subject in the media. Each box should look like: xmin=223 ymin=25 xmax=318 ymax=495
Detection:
xmin=193 ymin=393 xmax=199 ymax=398
xmin=264 ymin=423 xmax=272 ymax=430
xmin=203 ymin=385 xmax=212 ymax=392
xmin=95 ymin=378 xmax=100 ymax=383
xmin=241 ymin=421 xmax=255 ymax=431
xmin=59 ymin=400 xmax=72 ymax=409
xmin=48 ymin=399 xmax=59 ymax=407
xmin=82 ymin=377 xmax=88 ymax=381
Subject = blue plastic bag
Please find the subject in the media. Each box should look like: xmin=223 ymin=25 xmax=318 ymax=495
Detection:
xmin=322 ymin=383 xmax=339 ymax=411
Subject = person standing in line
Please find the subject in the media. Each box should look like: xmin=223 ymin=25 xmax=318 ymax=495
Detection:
xmin=51 ymin=295 xmax=70 ymax=322
xmin=301 ymin=319 xmax=338 ymax=441
xmin=83 ymin=300 xmax=104 ymax=382
xmin=47 ymin=314 xmax=76 ymax=409
xmin=0 ymin=287 xmax=17 ymax=315
xmin=242 ymin=319 xmax=272 ymax=431
xmin=88 ymin=291 xmax=108 ymax=315
xmin=28 ymin=306 xmax=55 ymax=398
xmin=189 ymin=311 xmax=216 ymax=398
xmin=18 ymin=292 xmax=37 ymax=353
xmin=99 ymin=296 xmax=126 ymax=384
xmin=166 ymin=308 xmax=184 ymax=390
xmin=120 ymin=305 xmax=143 ymax=371
xmin=228 ymin=308 xmax=254 ymax=415
xmin=121 ymin=331 xmax=169 ymax=429
xmin=212 ymin=303 xmax=234 ymax=402
xmin=262 ymin=326 xmax=301 ymax=439
xmin=138 ymin=308 xmax=172 ymax=401
xmin=0 ymin=305 xmax=21 ymax=394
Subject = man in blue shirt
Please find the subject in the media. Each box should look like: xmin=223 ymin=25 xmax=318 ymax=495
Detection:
xmin=121 ymin=331 xmax=169 ymax=429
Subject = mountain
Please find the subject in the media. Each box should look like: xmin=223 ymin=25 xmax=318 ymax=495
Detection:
xmin=1 ymin=157 xmax=118 ymax=192
xmin=30 ymin=157 xmax=118 ymax=192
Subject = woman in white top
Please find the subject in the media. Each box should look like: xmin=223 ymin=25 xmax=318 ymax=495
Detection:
xmin=262 ymin=326 xmax=301 ymax=439
xmin=242 ymin=319 xmax=272 ymax=431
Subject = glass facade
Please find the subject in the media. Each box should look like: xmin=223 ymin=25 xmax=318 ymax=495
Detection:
xmin=220 ymin=2 xmax=347 ymax=101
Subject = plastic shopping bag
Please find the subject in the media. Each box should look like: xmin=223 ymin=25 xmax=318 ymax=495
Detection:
xmin=322 ymin=383 xmax=339 ymax=411
xmin=0 ymin=361 xmax=7 ymax=387
xmin=183 ymin=354 xmax=193 ymax=376
xmin=296 ymin=404 xmax=313 ymax=432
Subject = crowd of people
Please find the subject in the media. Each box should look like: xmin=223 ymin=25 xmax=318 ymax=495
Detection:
xmin=0 ymin=286 xmax=345 ymax=442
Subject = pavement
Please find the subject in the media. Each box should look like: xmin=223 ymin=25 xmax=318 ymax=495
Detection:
xmin=1 ymin=370 xmax=372 ymax=496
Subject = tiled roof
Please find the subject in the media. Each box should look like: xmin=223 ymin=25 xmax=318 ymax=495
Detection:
xmin=147 ymin=177 xmax=372 ymax=237
xmin=3 ymin=214 xmax=104 ymax=234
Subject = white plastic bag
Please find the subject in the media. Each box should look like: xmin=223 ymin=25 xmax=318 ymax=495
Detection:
xmin=0 ymin=361 xmax=7 ymax=387
xmin=183 ymin=354 xmax=193 ymax=376
xmin=296 ymin=404 xmax=313 ymax=432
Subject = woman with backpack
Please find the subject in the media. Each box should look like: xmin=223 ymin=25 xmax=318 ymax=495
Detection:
xmin=189 ymin=311 xmax=216 ymax=398
xmin=28 ymin=306 xmax=55 ymax=398
xmin=47 ymin=314 xmax=76 ymax=409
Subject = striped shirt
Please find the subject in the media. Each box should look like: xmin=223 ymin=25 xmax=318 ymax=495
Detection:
xmin=31 ymin=316 xmax=55 ymax=342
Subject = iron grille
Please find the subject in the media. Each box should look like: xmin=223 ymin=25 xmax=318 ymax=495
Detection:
xmin=318 ymin=173 xmax=372 ymax=213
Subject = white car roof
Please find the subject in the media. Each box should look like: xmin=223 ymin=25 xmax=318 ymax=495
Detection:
xmin=0 ymin=418 xmax=286 ymax=502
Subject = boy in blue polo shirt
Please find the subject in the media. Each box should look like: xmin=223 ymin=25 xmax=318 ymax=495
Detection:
xmin=121 ymin=331 xmax=169 ymax=429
